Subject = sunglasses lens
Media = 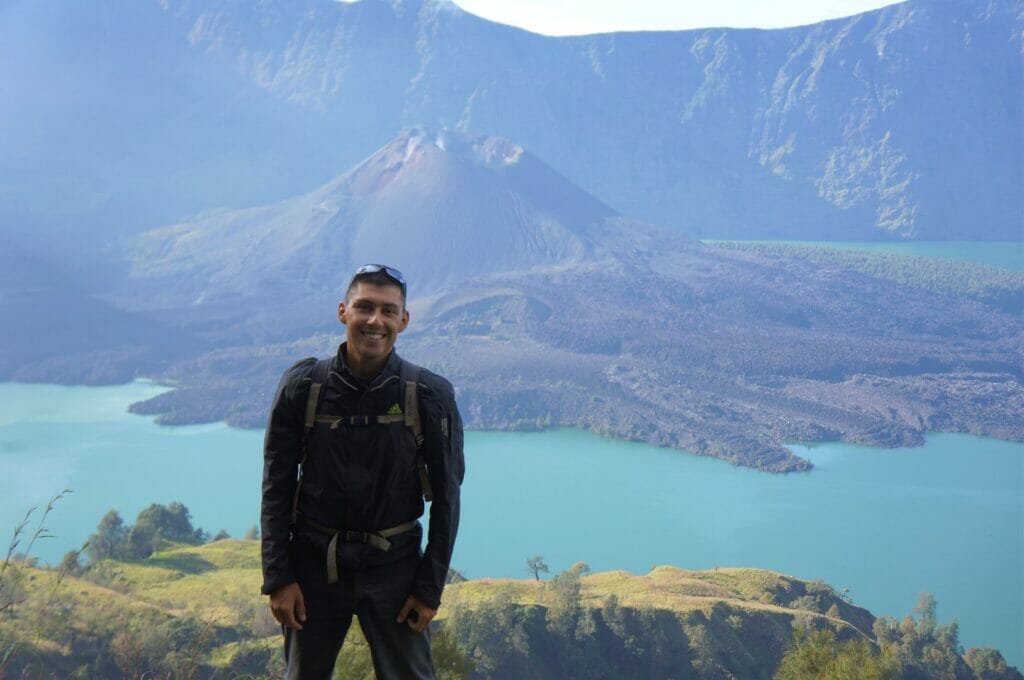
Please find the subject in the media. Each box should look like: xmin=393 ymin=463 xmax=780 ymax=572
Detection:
xmin=352 ymin=264 xmax=406 ymax=291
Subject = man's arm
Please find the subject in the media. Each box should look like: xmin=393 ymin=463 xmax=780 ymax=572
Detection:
xmin=260 ymin=358 xmax=315 ymax=597
xmin=410 ymin=376 xmax=465 ymax=610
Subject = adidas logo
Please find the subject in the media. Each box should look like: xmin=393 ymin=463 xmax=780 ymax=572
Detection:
xmin=386 ymin=403 xmax=403 ymax=415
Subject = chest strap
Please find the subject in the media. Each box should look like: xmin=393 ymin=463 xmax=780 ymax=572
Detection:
xmin=303 ymin=518 xmax=418 ymax=584
xmin=313 ymin=413 xmax=406 ymax=428
xmin=291 ymin=358 xmax=432 ymax=531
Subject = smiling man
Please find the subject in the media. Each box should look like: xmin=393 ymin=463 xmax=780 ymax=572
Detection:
xmin=261 ymin=264 xmax=465 ymax=679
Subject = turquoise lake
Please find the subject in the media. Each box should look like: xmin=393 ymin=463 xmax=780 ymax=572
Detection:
xmin=0 ymin=381 xmax=1020 ymax=666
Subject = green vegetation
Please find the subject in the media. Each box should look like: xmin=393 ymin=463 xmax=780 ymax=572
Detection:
xmin=774 ymin=593 xmax=1023 ymax=680
xmin=774 ymin=628 xmax=898 ymax=679
xmin=526 ymin=555 xmax=550 ymax=581
xmin=2 ymin=505 xmax=1020 ymax=678
xmin=439 ymin=564 xmax=867 ymax=679
xmin=712 ymin=242 xmax=1024 ymax=314
xmin=87 ymin=502 xmax=208 ymax=562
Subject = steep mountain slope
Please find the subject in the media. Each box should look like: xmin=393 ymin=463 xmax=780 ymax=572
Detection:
xmin=121 ymin=130 xmax=615 ymax=305
xmin=105 ymin=131 xmax=1023 ymax=471
xmin=109 ymin=129 xmax=623 ymax=343
xmin=2 ymin=0 xmax=1020 ymax=245
xmin=0 ymin=244 xmax=192 ymax=383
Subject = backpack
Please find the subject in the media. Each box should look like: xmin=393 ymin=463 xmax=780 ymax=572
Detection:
xmin=289 ymin=357 xmax=433 ymax=527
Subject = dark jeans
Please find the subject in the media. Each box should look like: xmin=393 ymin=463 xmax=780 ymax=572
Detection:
xmin=283 ymin=543 xmax=435 ymax=679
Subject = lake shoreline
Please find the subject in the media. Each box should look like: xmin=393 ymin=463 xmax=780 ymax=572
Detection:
xmin=1 ymin=381 xmax=1021 ymax=666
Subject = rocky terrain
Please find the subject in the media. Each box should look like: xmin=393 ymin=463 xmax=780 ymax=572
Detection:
xmin=92 ymin=130 xmax=1024 ymax=473
xmin=3 ymin=0 xmax=1021 ymax=248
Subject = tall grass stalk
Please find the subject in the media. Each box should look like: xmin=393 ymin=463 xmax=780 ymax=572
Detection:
xmin=0 ymin=489 xmax=74 ymax=678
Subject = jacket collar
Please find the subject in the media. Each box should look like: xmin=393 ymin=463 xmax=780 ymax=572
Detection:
xmin=334 ymin=343 xmax=403 ymax=391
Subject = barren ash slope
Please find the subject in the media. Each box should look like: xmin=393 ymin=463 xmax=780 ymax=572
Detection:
xmin=117 ymin=130 xmax=611 ymax=332
xmin=112 ymin=130 xmax=1024 ymax=472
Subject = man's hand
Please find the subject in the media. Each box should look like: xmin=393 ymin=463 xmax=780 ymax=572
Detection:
xmin=269 ymin=582 xmax=307 ymax=630
xmin=397 ymin=595 xmax=437 ymax=633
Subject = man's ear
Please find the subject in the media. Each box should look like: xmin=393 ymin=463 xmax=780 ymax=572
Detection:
xmin=398 ymin=309 xmax=410 ymax=333
xmin=337 ymin=301 xmax=347 ymax=325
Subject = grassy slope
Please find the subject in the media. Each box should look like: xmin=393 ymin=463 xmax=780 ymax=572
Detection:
xmin=2 ymin=540 xmax=876 ymax=677
xmin=443 ymin=566 xmax=869 ymax=635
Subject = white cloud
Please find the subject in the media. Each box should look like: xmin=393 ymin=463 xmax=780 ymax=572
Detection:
xmin=451 ymin=0 xmax=906 ymax=36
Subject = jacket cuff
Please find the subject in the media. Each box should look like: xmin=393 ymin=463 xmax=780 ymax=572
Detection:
xmin=411 ymin=578 xmax=443 ymax=610
xmin=261 ymin=571 xmax=297 ymax=596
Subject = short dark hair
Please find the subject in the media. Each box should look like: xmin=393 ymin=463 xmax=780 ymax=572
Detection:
xmin=346 ymin=270 xmax=407 ymax=306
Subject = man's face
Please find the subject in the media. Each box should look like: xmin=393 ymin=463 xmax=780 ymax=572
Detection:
xmin=337 ymin=281 xmax=409 ymax=370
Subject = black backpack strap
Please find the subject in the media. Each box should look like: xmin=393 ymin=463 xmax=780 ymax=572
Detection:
xmin=400 ymin=360 xmax=433 ymax=502
xmin=291 ymin=357 xmax=332 ymax=526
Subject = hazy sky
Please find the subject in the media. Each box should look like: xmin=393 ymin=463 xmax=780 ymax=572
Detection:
xmin=449 ymin=0 xmax=906 ymax=35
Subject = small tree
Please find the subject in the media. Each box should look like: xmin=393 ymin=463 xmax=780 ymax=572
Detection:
xmin=774 ymin=628 xmax=897 ymax=680
xmin=58 ymin=550 xmax=82 ymax=577
xmin=128 ymin=502 xmax=206 ymax=558
xmin=546 ymin=567 xmax=583 ymax=638
xmin=526 ymin=555 xmax=549 ymax=581
xmin=134 ymin=502 xmax=203 ymax=545
xmin=964 ymin=647 xmax=1021 ymax=680
xmin=873 ymin=592 xmax=973 ymax=679
xmin=86 ymin=510 xmax=128 ymax=563
xmin=568 ymin=562 xmax=591 ymax=577
xmin=243 ymin=525 xmax=259 ymax=541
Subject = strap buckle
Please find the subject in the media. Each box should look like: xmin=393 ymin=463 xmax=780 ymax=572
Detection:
xmin=343 ymin=529 xmax=369 ymax=543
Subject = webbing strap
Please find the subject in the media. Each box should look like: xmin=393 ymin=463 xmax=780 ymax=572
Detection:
xmin=304 ymin=383 xmax=322 ymax=430
xmin=326 ymin=532 xmax=340 ymax=583
xmin=304 ymin=518 xmax=418 ymax=584
xmin=402 ymin=362 xmax=433 ymax=502
xmin=416 ymin=457 xmax=433 ymax=502
xmin=293 ymin=359 xmax=331 ymax=525
xmin=313 ymin=414 xmax=406 ymax=428
xmin=405 ymin=380 xmax=424 ymax=445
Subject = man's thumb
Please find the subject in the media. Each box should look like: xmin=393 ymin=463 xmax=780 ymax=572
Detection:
xmin=397 ymin=600 xmax=412 ymax=623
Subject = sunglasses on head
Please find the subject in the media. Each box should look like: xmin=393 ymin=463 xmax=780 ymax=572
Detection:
xmin=351 ymin=264 xmax=407 ymax=295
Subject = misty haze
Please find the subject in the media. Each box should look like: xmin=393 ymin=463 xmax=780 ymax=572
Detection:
xmin=1 ymin=0 xmax=1021 ymax=678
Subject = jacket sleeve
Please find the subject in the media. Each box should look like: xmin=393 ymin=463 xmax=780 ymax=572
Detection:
xmin=412 ymin=376 xmax=465 ymax=609
xmin=260 ymin=358 xmax=316 ymax=596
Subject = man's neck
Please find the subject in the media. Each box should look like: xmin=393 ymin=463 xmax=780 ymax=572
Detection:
xmin=341 ymin=345 xmax=391 ymax=381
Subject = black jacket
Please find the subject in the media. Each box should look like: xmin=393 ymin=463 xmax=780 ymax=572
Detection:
xmin=261 ymin=344 xmax=464 ymax=608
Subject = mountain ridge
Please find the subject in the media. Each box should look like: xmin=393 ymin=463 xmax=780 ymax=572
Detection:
xmin=96 ymin=130 xmax=1024 ymax=473
xmin=3 ymin=0 xmax=1020 ymax=246
xmin=117 ymin=129 xmax=626 ymax=315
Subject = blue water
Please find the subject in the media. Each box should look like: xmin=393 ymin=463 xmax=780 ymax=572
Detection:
xmin=0 ymin=382 xmax=1020 ymax=665
xmin=701 ymin=240 xmax=1024 ymax=272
